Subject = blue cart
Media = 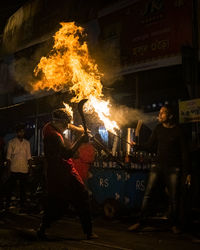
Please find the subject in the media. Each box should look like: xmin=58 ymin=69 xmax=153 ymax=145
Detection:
xmin=87 ymin=165 xmax=149 ymax=218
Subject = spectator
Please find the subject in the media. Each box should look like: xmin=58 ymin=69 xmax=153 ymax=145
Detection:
xmin=0 ymin=135 xmax=6 ymax=211
xmin=0 ymin=135 xmax=5 ymax=168
xmin=6 ymin=124 xmax=32 ymax=212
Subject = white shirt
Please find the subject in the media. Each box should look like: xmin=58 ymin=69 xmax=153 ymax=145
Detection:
xmin=7 ymin=137 xmax=32 ymax=173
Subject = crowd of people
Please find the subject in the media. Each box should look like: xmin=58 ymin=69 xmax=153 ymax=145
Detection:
xmin=0 ymin=104 xmax=197 ymax=239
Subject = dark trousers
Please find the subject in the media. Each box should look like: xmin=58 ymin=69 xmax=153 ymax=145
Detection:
xmin=6 ymin=172 xmax=28 ymax=207
xmin=41 ymin=176 xmax=92 ymax=235
xmin=0 ymin=167 xmax=6 ymax=209
xmin=140 ymin=168 xmax=180 ymax=226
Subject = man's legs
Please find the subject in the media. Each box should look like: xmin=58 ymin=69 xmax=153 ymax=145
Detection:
xmin=5 ymin=173 xmax=17 ymax=209
xmin=166 ymin=171 xmax=180 ymax=232
xmin=141 ymin=171 xmax=159 ymax=215
xmin=37 ymin=195 xmax=66 ymax=239
xmin=72 ymin=188 xmax=92 ymax=235
xmin=128 ymin=170 xmax=159 ymax=231
xmin=18 ymin=173 xmax=28 ymax=209
xmin=0 ymin=184 xmax=4 ymax=211
xmin=69 ymin=176 xmax=97 ymax=239
xmin=0 ymin=168 xmax=4 ymax=210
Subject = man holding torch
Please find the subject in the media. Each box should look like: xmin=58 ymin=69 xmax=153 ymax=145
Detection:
xmin=128 ymin=104 xmax=191 ymax=234
xmin=37 ymin=108 xmax=98 ymax=240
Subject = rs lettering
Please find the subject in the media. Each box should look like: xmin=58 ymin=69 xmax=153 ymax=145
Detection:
xmin=99 ymin=178 xmax=109 ymax=187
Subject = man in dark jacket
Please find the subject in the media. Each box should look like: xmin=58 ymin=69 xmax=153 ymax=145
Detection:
xmin=37 ymin=108 xmax=98 ymax=240
xmin=128 ymin=104 xmax=191 ymax=233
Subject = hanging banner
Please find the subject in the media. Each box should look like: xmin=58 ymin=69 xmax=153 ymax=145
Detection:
xmin=179 ymin=99 xmax=200 ymax=123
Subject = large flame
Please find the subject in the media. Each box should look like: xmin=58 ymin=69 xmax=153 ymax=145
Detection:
xmin=87 ymin=96 xmax=119 ymax=133
xmin=32 ymin=22 xmax=119 ymax=133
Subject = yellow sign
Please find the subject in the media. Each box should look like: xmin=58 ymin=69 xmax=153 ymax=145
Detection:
xmin=179 ymin=99 xmax=200 ymax=123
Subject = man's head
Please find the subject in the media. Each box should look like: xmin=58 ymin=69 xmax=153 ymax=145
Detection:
xmin=158 ymin=104 xmax=176 ymax=124
xmin=15 ymin=123 xmax=25 ymax=140
xmin=52 ymin=108 xmax=72 ymax=131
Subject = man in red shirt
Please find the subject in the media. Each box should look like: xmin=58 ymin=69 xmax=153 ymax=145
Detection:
xmin=37 ymin=108 xmax=98 ymax=240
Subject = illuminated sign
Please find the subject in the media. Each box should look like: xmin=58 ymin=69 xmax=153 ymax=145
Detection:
xmin=179 ymin=99 xmax=200 ymax=123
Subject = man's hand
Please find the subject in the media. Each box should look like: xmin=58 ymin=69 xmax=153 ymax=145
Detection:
xmin=78 ymin=125 xmax=91 ymax=133
xmin=185 ymin=174 xmax=191 ymax=186
xmin=77 ymin=125 xmax=84 ymax=133
xmin=28 ymin=159 xmax=32 ymax=168
xmin=68 ymin=124 xmax=90 ymax=134
xmin=28 ymin=159 xmax=33 ymax=176
xmin=130 ymin=140 xmax=136 ymax=147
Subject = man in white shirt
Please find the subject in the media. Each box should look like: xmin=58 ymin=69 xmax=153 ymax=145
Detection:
xmin=6 ymin=124 xmax=32 ymax=211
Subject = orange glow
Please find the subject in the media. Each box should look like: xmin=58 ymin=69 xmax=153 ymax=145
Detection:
xmin=86 ymin=96 xmax=119 ymax=134
xmin=32 ymin=22 xmax=118 ymax=134
xmin=63 ymin=102 xmax=73 ymax=121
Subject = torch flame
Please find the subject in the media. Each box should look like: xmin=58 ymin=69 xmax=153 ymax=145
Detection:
xmin=63 ymin=102 xmax=73 ymax=121
xmin=87 ymin=96 xmax=119 ymax=134
xmin=32 ymin=22 xmax=119 ymax=134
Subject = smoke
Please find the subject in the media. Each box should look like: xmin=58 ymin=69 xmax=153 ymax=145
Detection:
xmin=110 ymin=104 xmax=158 ymax=128
xmin=89 ymin=41 xmax=123 ymax=88
xmin=14 ymin=57 xmax=35 ymax=92
xmin=13 ymin=41 xmax=52 ymax=92
xmin=84 ymin=19 xmax=123 ymax=88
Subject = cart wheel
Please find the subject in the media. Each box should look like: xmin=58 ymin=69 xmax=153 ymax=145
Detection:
xmin=103 ymin=199 xmax=120 ymax=219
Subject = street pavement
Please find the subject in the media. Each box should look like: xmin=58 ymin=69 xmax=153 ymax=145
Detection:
xmin=0 ymin=209 xmax=199 ymax=250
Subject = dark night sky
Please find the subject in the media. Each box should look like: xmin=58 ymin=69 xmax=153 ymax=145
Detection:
xmin=0 ymin=0 xmax=30 ymax=33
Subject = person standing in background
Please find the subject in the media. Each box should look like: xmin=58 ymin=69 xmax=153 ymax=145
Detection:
xmin=0 ymin=135 xmax=5 ymax=168
xmin=0 ymin=135 xmax=6 ymax=211
xmin=6 ymin=124 xmax=32 ymax=212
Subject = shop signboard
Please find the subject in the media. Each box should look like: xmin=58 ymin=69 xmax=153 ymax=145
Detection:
xmin=98 ymin=0 xmax=193 ymax=73
xmin=179 ymin=98 xmax=200 ymax=123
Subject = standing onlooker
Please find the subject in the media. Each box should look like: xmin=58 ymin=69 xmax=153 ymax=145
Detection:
xmin=0 ymin=135 xmax=6 ymax=211
xmin=128 ymin=104 xmax=191 ymax=233
xmin=6 ymin=124 xmax=32 ymax=211
xmin=0 ymin=135 xmax=5 ymax=168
